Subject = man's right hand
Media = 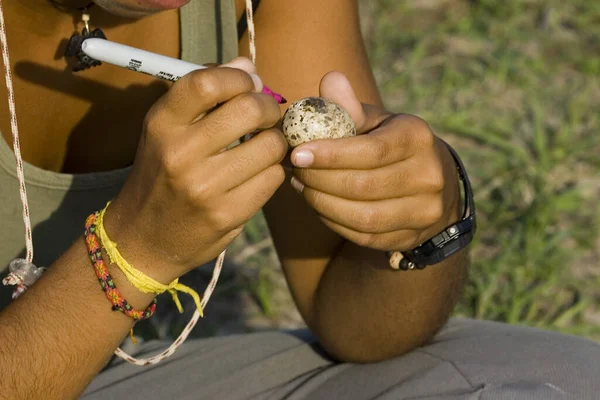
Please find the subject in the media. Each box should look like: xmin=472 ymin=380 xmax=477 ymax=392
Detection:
xmin=102 ymin=58 xmax=288 ymax=283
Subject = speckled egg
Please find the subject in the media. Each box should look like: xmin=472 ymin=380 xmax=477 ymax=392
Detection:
xmin=282 ymin=97 xmax=356 ymax=148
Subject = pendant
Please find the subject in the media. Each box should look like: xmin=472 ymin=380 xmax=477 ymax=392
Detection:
xmin=64 ymin=27 xmax=107 ymax=72
xmin=64 ymin=7 xmax=107 ymax=72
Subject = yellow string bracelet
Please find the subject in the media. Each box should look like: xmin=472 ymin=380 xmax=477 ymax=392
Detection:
xmin=96 ymin=202 xmax=203 ymax=317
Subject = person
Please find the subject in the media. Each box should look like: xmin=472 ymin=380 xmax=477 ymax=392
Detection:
xmin=0 ymin=0 xmax=598 ymax=398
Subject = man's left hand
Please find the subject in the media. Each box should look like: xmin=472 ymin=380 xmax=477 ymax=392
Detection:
xmin=289 ymin=72 xmax=461 ymax=253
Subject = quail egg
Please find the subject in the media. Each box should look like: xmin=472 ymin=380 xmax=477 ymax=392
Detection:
xmin=281 ymin=97 xmax=356 ymax=147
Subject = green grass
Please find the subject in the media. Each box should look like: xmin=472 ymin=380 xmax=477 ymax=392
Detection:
xmin=361 ymin=0 xmax=600 ymax=339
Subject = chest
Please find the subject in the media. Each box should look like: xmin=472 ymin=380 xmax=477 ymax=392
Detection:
xmin=0 ymin=9 xmax=181 ymax=173
xmin=0 ymin=0 xmax=248 ymax=174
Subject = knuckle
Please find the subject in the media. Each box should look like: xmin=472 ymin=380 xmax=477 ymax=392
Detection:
xmin=318 ymin=148 xmax=338 ymax=166
xmin=354 ymin=206 xmax=381 ymax=233
xmin=249 ymin=166 xmax=285 ymax=209
xmin=262 ymin=96 xmax=282 ymax=125
xmin=167 ymin=170 xmax=214 ymax=205
xmin=261 ymin=130 xmax=289 ymax=161
xmin=394 ymin=114 xmax=434 ymax=150
xmin=235 ymin=93 xmax=263 ymax=124
xmin=423 ymin=198 xmax=445 ymax=225
xmin=370 ymin=137 xmax=392 ymax=164
xmin=408 ymin=116 xmax=435 ymax=148
xmin=159 ymin=145 xmax=185 ymax=178
xmin=346 ymin=172 xmax=375 ymax=198
xmin=382 ymin=169 xmax=405 ymax=193
xmin=187 ymin=70 xmax=220 ymax=98
xmin=404 ymin=114 xmax=429 ymax=132
xmin=208 ymin=208 xmax=236 ymax=233
xmin=249 ymin=188 xmax=271 ymax=210
xmin=420 ymin=129 xmax=436 ymax=149
xmin=406 ymin=113 xmax=428 ymax=126
xmin=268 ymin=164 xmax=286 ymax=187
xmin=423 ymin=167 xmax=445 ymax=193
xmin=143 ymin=110 xmax=167 ymax=138
xmin=310 ymin=190 xmax=326 ymax=211
xmin=228 ymin=155 xmax=254 ymax=175
xmin=186 ymin=182 xmax=214 ymax=203
xmin=222 ymin=225 xmax=245 ymax=243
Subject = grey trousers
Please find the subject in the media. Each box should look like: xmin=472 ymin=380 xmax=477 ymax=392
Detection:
xmin=82 ymin=318 xmax=600 ymax=399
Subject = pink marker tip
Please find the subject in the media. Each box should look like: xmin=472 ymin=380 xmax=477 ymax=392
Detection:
xmin=262 ymin=85 xmax=287 ymax=104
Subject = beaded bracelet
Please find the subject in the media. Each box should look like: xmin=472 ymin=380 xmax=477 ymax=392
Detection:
xmin=96 ymin=202 xmax=204 ymax=318
xmin=84 ymin=212 xmax=157 ymax=320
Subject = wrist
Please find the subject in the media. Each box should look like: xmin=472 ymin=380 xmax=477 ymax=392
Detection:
xmin=100 ymin=199 xmax=183 ymax=285
xmin=98 ymin=247 xmax=157 ymax=311
xmin=388 ymin=140 xmax=476 ymax=270
xmin=84 ymin=213 xmax=158 ymax=322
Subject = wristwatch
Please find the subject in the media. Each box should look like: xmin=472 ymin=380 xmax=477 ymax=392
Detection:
xmin=386 ymin=141 xmax=476 ymax=270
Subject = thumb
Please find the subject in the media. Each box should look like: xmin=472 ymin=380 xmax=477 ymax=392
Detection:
xmin=319 ymin=71 xmax=391 ymax=134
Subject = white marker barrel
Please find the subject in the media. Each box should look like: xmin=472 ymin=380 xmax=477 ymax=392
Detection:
xmin=81 ymin=38 xmax=206 ymax=82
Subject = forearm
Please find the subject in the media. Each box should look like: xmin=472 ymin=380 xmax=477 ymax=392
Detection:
xmin=311 ymin=241 xmax=469 ymax=363
xmin=253 ymin=0 xmax=471 ymax=363
xmin=0 ymin=239 xmax=154 ymax=399
xmin=265 ymin=171 xmax=468 ymax=363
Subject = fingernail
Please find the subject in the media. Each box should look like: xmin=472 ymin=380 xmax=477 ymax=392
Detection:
xmin=290 ymin=177 xmax=305 ymax=193
xmin=293 ymin=150 xmax=314 ymax=167
xmin=250 ymin=73 xmax=263 ymax=92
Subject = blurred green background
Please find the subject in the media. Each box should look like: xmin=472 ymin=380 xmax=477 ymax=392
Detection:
xmin=361 ymin=0 xmax=600 ymax=339
xmin=137 ymin=0 xmax=600 ymax=345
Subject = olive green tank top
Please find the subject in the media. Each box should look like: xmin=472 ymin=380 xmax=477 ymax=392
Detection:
xmin=0 ymin=0 xmax=239 ymax=310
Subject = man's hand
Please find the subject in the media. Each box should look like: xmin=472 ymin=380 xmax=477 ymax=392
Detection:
xmin=104 ymin=58 xmax=288 ymax=283
xmin=0 ymin=57 xmax=291 ymax=399
xmin=289 ymin=72 xmax=461 ymax=255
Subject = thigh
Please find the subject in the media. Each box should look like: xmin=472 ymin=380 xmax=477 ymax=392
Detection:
xmin=270 ymin=319 xmax=600 ymax=400
xmin=83 ymin=319 xmax=600 ymax=400
xmin=82 ymin=329 xmax=333 ymax=400
xmin=409 ymin=318 xmax=600 ymax=399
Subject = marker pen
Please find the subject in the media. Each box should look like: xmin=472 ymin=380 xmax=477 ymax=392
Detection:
xmin=80 ymin=38 xmax=286 ymax=104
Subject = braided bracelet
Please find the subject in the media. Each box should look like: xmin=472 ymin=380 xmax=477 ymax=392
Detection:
xmin=84 ymin=212 xmax=157 ymax=320
xmin=85 ymin=209 xmax=226 ymax=366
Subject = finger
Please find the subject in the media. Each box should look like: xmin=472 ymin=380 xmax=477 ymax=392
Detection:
xmin=150 ymin=65 xmax=262 ymax=127
xmin=297 ymin=184 xmax=444 ymax=232
xmin=191 ymin=92 xmax=282 ymax=155
xmin=294 ymin=156 xmax=444 ymax=201
xmin=221 ymin=164 xmax=286 ymax=228
xmin=218 ymin=57 xmax=258 ymax=77
xmin=198 ymin=129 xmax=288 ymax=193
xmin=318 ymin=71 xmax=390 ymax=135
xmin=319 ymin=216 xmax=420 ymax=252
xmin=205 ymin=57 xmax=257 ymax=74
xmin=291 ymin=114 xmax=433 ymax=169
